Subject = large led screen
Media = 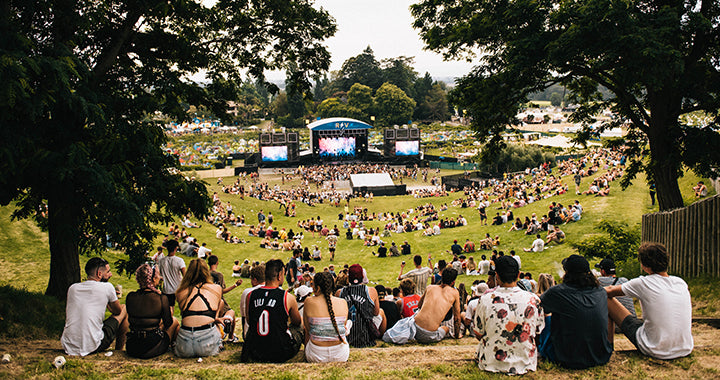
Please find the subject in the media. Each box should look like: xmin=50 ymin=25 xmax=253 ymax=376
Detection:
xmin=261 ymin=146 xmax=288 ymax=162
xmin=395 ymin=140 xmax=419 ymax=156
xmin=318 ymin=137 xmax=356 ymax=158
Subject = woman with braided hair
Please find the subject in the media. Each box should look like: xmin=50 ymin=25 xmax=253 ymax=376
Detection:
xmin=125 ymin=263 xmax=180 ymax=358
xmin=302 ymin=272 xmax=351 ymax=362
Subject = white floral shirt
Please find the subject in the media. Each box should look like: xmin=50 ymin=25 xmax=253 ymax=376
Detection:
xmin=473 ymin=286 xmax=545 ymax=375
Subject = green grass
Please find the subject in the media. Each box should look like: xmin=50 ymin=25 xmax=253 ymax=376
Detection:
xmin=0 ymin=165 xmax=716 ymax=331
xmin=0 ymin=285 xmax=66 ymax=338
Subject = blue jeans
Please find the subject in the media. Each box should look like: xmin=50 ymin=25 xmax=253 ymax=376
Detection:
xmin=537 ymin=315 xmax=555 ymax=362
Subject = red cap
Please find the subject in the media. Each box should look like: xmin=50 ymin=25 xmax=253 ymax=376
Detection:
xmin=349 ymin=264 xmax=364 ymax=284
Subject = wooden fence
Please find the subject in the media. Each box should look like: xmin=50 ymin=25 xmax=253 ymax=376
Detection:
xmin=642 ymin=194 xmax=720 ymax=277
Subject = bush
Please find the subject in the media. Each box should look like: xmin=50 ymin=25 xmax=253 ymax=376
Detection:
xmin=475 ymin=144 xmax=555 ymax=176
xmin=570 ymin=220 xmax=641 ymax=276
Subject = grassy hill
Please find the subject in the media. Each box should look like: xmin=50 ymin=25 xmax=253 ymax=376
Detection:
xmin=0 ymin=167 xmax=712 ymax=311
xmin=0 ymin=165 xmax=718 ymax=379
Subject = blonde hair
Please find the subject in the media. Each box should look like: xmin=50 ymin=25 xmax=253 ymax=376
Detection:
xmin=536 ymin=273 xmax=556 ymax=295
xmin=177 ymin=259 xmax=213 ymax=294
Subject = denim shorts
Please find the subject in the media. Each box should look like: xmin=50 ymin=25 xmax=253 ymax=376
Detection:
xmin=174 ymin=326 xmax=222 ymax=358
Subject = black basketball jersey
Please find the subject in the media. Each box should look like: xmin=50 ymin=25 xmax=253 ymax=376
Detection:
xmin=242 ymin=287 xmax=294 ymax=362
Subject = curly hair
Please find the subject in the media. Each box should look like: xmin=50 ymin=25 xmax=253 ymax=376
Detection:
xmin=135 ymin=263 xmax=161 ymax=294
xmin=399 ymin=278 xmax=415 ymax=296
xmin=314 ymin=272 xmax=344 ymax=343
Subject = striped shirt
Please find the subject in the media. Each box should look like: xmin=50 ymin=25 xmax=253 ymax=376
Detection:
xmin=401 ymin=267 xmax=432 ymax=295
xmin=339 ymin=285 xmax=378 ymax=348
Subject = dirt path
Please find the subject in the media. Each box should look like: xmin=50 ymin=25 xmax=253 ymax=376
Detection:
xmin=2 ymin=323 xmax=719 ymax=379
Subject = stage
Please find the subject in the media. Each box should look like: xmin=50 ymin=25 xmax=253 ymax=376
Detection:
xmin=349 ymin=173 xmax=407 ymax=196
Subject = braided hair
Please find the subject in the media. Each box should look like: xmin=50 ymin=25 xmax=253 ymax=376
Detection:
xmin=135 ymin=263 xmax=160 ymax=294
xmin=314 ymin=272 xmax=344 ymax=343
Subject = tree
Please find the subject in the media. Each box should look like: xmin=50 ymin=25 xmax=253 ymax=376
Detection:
xmin=316 ymin=98 xmax=364 ymax=120
xmin=374 ymin=83 xmax=416 ymax=127
xmin=412 ymin=72 xmax=435 ymax=120
xmin=332 ymin=46 xmax=384 ymax=92
xmin=270 ymin=92 xmax=290 ymax=121
xmin=549 ymin=92 xmax=563 ymax=107
xmin=347 ymin=83 xmax=375 ymax=121
xmin=412 ymin=0 xmax=720 ymax=210
xmin=421 ymin=83 xmax=450 ymax=121
xmin=313 ymin=75 xmax=330 ymax=103
xmin=0 ymin=0 xmax=336 ymax=299
xmin=474 ymin=144 xmax=555 ymax=176
xmin=380 ymin=56 xmax=418 ymax=99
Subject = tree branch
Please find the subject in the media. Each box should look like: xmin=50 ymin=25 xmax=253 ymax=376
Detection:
xmin=567 ymin=64 xmax=650 ymax=133
xmin=92 ymin=10 xmax=143 ymax=81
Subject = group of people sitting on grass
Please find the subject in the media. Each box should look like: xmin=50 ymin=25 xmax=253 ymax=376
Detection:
xmin=62 ymin=240 xmax=692 ymax=376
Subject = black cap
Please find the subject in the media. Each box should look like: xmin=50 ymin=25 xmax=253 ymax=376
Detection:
xmin=495 ymin=255 xmax=519 ymax=277
xmin=563 ymin=254 xmax=590 ymax=274
xmin=595 ymin=258 xmax=616 ymax=274
xmin=375 ymin=284 xmax=387 ymax=297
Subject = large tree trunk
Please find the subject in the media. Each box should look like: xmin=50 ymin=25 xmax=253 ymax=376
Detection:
xmin=45 ymin=186 xmax=81 ymax=300
xmin=651 ymin=161 xmax=684 ymax=211
xmin=647 ymin=111 xmax=684 ymax=211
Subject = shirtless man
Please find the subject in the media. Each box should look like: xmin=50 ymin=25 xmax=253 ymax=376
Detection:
xmin=412 ymin=268 xmax=461 ymax=343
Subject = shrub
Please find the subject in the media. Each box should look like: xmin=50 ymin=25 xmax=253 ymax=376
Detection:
xmin=571 ymin=220 xmax=641 ymax=275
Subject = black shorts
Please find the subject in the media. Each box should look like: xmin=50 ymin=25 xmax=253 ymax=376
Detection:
xmin=92 ymin=316 xmax=120 ymax=354
xmin=620 ymin=314 xmax=644 ymax=348
xmin=164 ymin=293 xmax=176 ymax=307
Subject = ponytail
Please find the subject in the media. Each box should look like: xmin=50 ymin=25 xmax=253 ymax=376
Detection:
xmin=315 ymin=272 xmax=344 ymax=343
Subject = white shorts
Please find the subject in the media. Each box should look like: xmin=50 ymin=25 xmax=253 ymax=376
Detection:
xmin=304 ymin=340 xmax=349 ymax=363
xmin=372 ymin=315 xmax=383 ymax=329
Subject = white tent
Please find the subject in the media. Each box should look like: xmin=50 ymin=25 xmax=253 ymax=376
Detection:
xmin=600 ymin=128 xmax=624 ymax=137
xmin=526 ymin=135 xmax=598 ymax=148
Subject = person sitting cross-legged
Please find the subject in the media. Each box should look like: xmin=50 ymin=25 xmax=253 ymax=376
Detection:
xmin=338 ymin=264 xmax=383 ymax=348
xmin=303 ymin=272 xmax=351 ymax=363
xmin=473 ymin=256 xmax=545 ymax=375
xmin=539 ymin=255 xmax=612 ymax=369
xmin=414 ymin=268 xmax=462 ymax=343
xmin=174 ymin=259 xmax=224 ymax=358
xmin=241 ymin=259 xmax=304 ymax=362
xmin=125 ymin=263 xmax=179 ymax=359
xmin=61 ymin=257 xmax=129 ymax=356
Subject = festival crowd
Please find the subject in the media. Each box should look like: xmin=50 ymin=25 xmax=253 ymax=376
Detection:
xmin=59 ymin=148 xmax=694 ymax=375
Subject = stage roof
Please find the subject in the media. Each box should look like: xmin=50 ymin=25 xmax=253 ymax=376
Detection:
xmin=307 ymin=117 xmax=374 ymax=131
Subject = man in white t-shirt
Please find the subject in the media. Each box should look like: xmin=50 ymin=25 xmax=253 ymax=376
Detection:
xmin=524 ymin=234 xmax=545 ymax=252
xmin=478 ymin=255 xmax=491 ymax=275
xmin=61 ymin=257 xmax=129 ymax=356
xmin=605 ymin=242 xmax=693 ymax=359
xmin=240 ymin=264 xmax=265 ymax=338
xmin=510 ymin=250 xmax=521 ymax=269
xmin=157 ymin=239 xmax=186 ymax=310
xmin=197 ymin=242 xmax=212 ymax=259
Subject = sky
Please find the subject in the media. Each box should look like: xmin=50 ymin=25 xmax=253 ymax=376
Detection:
xmin=264 ymin=0 xmax=476 ymax=81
